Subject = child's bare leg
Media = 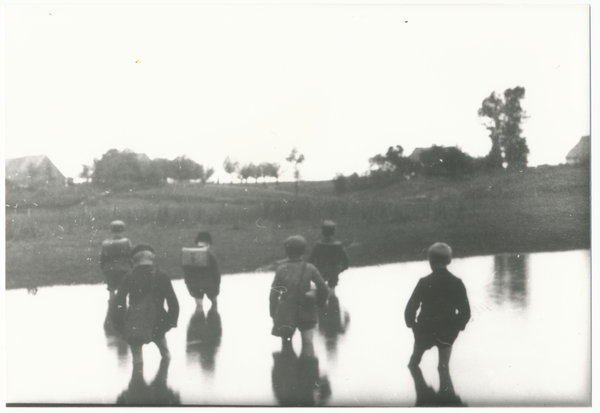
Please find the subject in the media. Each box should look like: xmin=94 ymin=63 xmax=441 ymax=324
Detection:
xmin=194 ymin=297 xmax=204 ymax=311
xmin=130 ymin=344 xmax=144 ymax=365
xmin=154 ymin=336 xmax=171 ymax=360
xmin=437 ymin=345 xmax=452 ymax=372
xmin=208 ymin=295 xmax=218 ymax=309
xmin=408 ymin=343 xmax=426 ymax=368
xmin=300 ymin=329 xmax=315 ymax=358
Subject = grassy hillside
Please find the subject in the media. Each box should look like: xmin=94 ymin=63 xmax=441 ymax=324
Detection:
xmin=5 ymin=164 xmax=590 ymax=290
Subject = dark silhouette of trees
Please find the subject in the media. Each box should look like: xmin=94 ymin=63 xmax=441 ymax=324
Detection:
xmin=248 ymin=163 xmax=261 ymax=184
xmin=369 ymin=145 xmax=417 ymax=178
xmin=91 ymin=150 xmax=213 ymax=189
xmin=478 ymin=86 xmax=529 ymax=170
xmin=171 ymin=156 xmax=204 ymax=182
xmin=237 ymin=163 xmax=253 ymax=184
xmin=261 ymin=162 xmax=281 ymax=185
xmin=92 ymin=149 xmax=146 ymax=188
xmin=419 ymin=146 xmax=476 ymax=178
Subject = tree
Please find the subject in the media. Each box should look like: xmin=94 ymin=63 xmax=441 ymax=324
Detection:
xmin=368 ymin=145 xmax=416 ymax=177
xmin=79 ymin=165 xmax=93 ymax=183
xmin=201 ymin=167 xmax=215 ymax=184
xmin=286 ymin=148 xmax=305 ymax=198
xmin=248 ymin=163 xmax=261 ymax=184
xmin=92 ymin=149 xmax=145 ymax=188
xmin=171 ymin=156 xmax=204 ymax=182
xmin=237 ymin=163 xmax=253 ymax=184
xmin=478 ymin=86 xmax=529 ymax=170
xmin=223 ymin=157 xmax=239 ymax=184
xmin=419 ymin=146 xmax=475 ymax=178
xmin=261 ymin=162 xmax=281 ymax=185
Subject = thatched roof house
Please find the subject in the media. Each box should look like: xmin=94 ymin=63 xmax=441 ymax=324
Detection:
xmin=5 ymin=155 xmax=65 ymax=187
xmin=566 ymin=136 xmax=590 ymax=165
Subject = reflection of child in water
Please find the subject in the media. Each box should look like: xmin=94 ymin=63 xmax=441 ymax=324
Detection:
xmin=186 ymin=306 xmax=222 ymax=372
xmin=405 ymin=243 xmax=471 ymax=372
xmin=116 ymin=359 xmax=180 ymax=406
xmin=271 ymin=344 xmax=331 ymax=407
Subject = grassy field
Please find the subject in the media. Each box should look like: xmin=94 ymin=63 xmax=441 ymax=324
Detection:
xmin=5 ymin=164 xmax=590 ymax=290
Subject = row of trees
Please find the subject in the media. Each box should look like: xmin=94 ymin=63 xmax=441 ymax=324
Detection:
xmin=222 ymin=157 xmax=282 ymax=185
xmin=83 ymin=150 xmax=215 ymax=189
xmin=333 ymin=86 xmax=530 ymax=193
xmin=81 ymin=147 xmax=306 ymax=191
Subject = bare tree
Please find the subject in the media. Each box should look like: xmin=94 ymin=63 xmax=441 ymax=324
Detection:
xmin=286 ymin=148 xmax=305 ymax=198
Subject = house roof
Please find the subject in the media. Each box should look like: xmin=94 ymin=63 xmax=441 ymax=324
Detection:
xmin=566 ymin=135 xmax=590 ymax=162
xmin=5 ymin=155 xmax=65 ymax=181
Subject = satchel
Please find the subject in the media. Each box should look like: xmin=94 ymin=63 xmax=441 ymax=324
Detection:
xmin=272 ymin=262 xmax=308 ymax=337
xmin=123 ymin=272 xmax=157 ymax=345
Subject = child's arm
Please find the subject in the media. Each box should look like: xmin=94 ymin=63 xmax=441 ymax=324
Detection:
xmin=210 ymin=253 xmax=222 ymax=288
xmin=340 ymin=246 xmax=350 ymax=271
xmin=310 ymin=266 xmax=330 ymax=306
xmin=164 ymin=276 xmax=180 ymax=329
xmin=269 ymin=272 xmax=282 ymax=318
xmin=404 ymin=281 xmax=422 ymax=328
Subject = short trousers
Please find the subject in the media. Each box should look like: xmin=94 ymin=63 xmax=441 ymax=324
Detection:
xmin=184 ymin=275 xmax=219 ymax=299
xmin=104 ymin=270 xmax=127 ymax=292
xmin=412 ymin=324 xmax=459 ymax=350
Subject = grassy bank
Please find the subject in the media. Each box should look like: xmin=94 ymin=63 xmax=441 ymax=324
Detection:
xmin=5 ymin=165 xmax=590 ymax=290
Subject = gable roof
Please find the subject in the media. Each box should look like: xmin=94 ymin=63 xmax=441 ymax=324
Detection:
xmin=5 ymin=155 xmax=65 ymax=182
xmin=566 ymin=135 xmax=590 ymax=163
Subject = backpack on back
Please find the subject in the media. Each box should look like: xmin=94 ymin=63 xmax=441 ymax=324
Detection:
xmin=181 ymin=247 xmax=209 ymax=268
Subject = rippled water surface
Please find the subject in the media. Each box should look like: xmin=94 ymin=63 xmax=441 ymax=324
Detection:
xmin=5 ymin=250 xmax=590 ymax=406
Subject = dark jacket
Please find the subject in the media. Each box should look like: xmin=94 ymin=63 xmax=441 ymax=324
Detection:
xmin=405 ymin=268 xmax=471 ymax=332
xmin=113 ymin=266 xmax=180 ymax=341
xmin=183 ymin=250 xmax=221 ymax=298
xmin=100 ymin=235 xmax=132 ymax=273
xmin=307 ymin=239 xmax=350 ymax=279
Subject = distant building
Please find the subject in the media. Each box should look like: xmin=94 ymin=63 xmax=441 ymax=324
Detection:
xmin=408 ymin=146 xmax=455 ymax=165
xmin=407 ymin=148 xmax=428 ymax=164
xmin=566 ymin=135 xmax=590 ymax=165
xmin=5 ymin=155 xmax=66 ymax=188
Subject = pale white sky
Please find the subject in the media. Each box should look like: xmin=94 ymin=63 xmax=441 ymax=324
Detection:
xmin=2 ymin=2 xmax=591 ymax=181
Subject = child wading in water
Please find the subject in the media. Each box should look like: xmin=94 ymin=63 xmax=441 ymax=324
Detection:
xmin=182 ymin=231 xmax=221 ymax=312
xmin=270 ymin=236 xmax=329 ymax=352
xmin=308 ymin=220 xmax=350 ymax=295
xmin=113 ymin=243 xmax=179 ymax=366
xmin=100 ymin=220 xmax=132 ymax=300
xmin=405 ymin=243 xmax=471 ymax=373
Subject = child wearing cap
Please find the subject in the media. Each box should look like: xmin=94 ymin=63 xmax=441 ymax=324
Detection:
xmin=182 ymin=231 xmax=221 ymax=312
xmin=100 ymin=220 xmax=132 ymax=299
xmin=112 ymin=243 xmax=180 ymax=365
xmin=404 ymin=242 xmax=471 ymax=373
xmin=308 ymin=220 xmax=350 ymax=295
xmin=270 ymin=235 xmax=330 ymax=350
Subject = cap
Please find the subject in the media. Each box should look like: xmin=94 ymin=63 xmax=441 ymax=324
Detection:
xmin=130 ymin=243 xmax=155 ymax=258
xmin=110 ymin=220 xmax=125 ymax=233
xmin=283 ymin=235 xmax=307 ymax=249
xmin=131 ymin=250 xmax=155 ymax=268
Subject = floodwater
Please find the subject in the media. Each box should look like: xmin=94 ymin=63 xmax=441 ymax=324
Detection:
xmin=5 ymin=250 xmax=590 ymax=407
